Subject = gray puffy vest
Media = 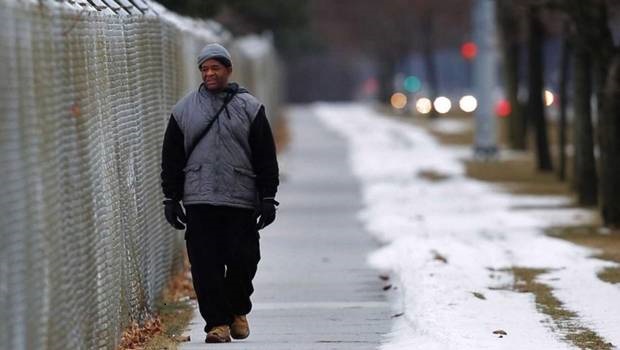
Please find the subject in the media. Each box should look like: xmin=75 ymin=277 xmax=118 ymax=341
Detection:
xmin=171 ymin=85 xmax=263 ymax=209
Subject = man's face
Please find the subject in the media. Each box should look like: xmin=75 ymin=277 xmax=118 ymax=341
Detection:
xmin=200 ymin=59 xmax=232 ymax=91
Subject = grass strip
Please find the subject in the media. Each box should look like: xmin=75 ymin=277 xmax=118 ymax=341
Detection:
xmin=504 ymin=267 xmax=613 ymax=350
xmin=547 ymin=226 xmax=620 ymax=285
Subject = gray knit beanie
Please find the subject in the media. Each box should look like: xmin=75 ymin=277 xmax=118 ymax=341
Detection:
xmin=197 ymin=43 xmax=232 ymax=68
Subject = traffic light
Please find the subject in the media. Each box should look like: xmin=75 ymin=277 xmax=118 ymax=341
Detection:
xmin=461 ymin=41 xmax=477 ymax=61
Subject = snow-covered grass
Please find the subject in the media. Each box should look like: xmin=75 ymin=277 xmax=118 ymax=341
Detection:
xmin=314 ymin=103 xmax=620 ymax=350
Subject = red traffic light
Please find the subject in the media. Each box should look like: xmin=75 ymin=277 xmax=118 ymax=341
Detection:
xmin=495 ymin=99 xmax=511 ymax=118
xmin=461 ymin=42 xmax=477 ymax=60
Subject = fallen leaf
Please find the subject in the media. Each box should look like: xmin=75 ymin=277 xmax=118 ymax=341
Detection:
xmin=174 ymin=335 xmax=191 ymax=342
xmin=472 ymin=292 xmax=486 ymax=300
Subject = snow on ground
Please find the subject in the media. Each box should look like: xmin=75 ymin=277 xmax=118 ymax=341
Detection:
xmin=428 ymin=118 xmax=472 ymax=135
xmin=313 ymin=103 xmax=620 ymax=349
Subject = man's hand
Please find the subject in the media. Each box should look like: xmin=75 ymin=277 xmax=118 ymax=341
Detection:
xmin=164 ymin=199 xmax=187 ymax=230
xmin=257 ymin=198 xmax=279 ymax=230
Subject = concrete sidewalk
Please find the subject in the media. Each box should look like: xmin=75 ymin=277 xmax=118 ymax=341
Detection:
xmin=181 ymin=106 xmax=391 ymax=349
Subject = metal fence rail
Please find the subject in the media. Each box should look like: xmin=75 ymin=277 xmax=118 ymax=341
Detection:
xmin=0 ymin=1 xmax=281 ymax=349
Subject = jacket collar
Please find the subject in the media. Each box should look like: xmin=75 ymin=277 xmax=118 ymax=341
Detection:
xmin=199 ymin=82 xmax=245 ymax=99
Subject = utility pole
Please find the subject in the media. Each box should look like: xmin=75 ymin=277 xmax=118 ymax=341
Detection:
xmin=472 ymin=0 xmax=499 ymax=158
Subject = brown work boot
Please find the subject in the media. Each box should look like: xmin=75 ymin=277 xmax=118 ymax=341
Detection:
xmin=230 ymin=314 xmax=250 ymax=339
xmin=205 ymin=325 xmax=231 ymax=343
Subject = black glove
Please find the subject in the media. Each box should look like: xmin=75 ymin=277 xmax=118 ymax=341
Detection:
xmin=257 ymin=198 xmax=279 ymax=230
xmin=164 ymin=199 xmax=187 ymax=230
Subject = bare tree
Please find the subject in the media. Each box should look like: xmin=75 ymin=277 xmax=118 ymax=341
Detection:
xmin=600 ymin=53 xmax=620 ymax=227
xmin=496 ymin=0 xmax=526 ymax=150
xmin=565 ymin=0 xmax=619 ymax=226
xmin=592 ymin=2 xmax=620 ymax=227
xmin=526 ymin=5 xmax=553 ymax=171
xmin=572 ymin=42 xmax=598 ymax=205
xmin=420 ymin=7 xmax=439 ymax=118
xmin=557 ymin=20 xmax=571 ymax=181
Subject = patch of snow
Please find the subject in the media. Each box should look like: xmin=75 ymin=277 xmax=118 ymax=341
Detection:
xmin=314 ymin=103 xmax=620 ymax=349
xmin=234 ymin=34 xmax=273 ymax=60
xmin=429 ymin=118 xmax=472 ymax=135
xmin=149 ymin=1 xmax=231 ymax=43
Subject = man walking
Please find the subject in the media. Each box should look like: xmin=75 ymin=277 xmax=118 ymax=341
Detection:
xmin=160 ymin=43 xmax=279 ymax=343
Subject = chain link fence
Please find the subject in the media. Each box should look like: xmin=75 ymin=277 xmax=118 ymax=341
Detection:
xmin=0 ymin=1 xmax=281 ymax=349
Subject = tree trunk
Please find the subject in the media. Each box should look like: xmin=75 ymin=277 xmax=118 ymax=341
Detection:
xmin=599 ymin=53 xmax=620 ymax=227
xmin=591 ymin=1 xmax=614 ymax=116
xmin=496 ymin=0 xmax=526 ymax=150
xmin=593 ymin=2 xmax=620 ymax=227
xmin=557 ymin=22 xmax=571 ymax=181
xmin=527 ymin=6 xmax=553 ymax=171
xmin=421 ymin=13 xmax=439 ymax=118
xmin=572 ymin=46 xmax=598 ymax=205
xmin=566 ymin=0 xmax=616 ymax=224
xmin=377 ymin=55 xmax=397 ymax=105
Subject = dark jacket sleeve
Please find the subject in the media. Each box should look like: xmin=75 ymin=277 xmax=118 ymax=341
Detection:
xmin=161 ymin=115 xmax=186 ymax=201
xmin=249 ymin=106 xmax=279 ymax=200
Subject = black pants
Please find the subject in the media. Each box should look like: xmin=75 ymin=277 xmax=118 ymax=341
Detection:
xmin=185 ymin=204 xmax=260 ymax=332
